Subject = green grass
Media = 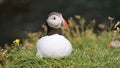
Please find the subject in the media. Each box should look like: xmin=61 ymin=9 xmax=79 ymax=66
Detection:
xmin=1 ymin=16 xmax=120 ymax=68
xmin=3 ymin=42 xmax=120 ymax=68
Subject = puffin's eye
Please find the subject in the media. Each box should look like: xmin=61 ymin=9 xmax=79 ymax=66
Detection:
xmin=53 ymin=17 xmax=56 ymax=20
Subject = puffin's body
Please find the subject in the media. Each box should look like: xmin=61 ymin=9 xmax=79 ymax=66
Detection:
xmin=36 ymin=12 xmax=72 ymax=58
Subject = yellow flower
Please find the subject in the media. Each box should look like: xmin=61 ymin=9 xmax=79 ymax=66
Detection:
xmin=13 ymin=39 xmax=20 ymax=45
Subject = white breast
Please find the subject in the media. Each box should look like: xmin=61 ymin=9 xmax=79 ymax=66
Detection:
xmin=36 ymin=34 xmax=72 ymax=58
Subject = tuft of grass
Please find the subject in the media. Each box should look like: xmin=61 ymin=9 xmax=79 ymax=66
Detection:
xmin=3 ymin=45 xmax=120 ymax=68
xmin=1 ymin=16 xmax=120 ymax=68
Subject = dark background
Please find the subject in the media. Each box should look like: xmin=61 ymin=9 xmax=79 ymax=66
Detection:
xmin=0 ymin=0 xmax=120 ymax=45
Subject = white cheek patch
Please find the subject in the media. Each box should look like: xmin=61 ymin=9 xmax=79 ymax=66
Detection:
xmin=48 ymin=22 xmax=61 ymax=28
xmin=111 ymin=40 xmax=120 ymax=47
xmin=47 ymin=15 xmax=62 ymax=28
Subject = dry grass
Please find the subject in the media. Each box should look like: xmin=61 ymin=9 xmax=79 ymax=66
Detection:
xmin=0 ymin=16 xmax=120 ymax=68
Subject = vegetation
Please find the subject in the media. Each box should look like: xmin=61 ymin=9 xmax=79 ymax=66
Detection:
xmin=0 ymin=16 xmax=120 ymax=68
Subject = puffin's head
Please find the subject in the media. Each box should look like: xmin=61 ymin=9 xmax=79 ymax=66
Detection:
xmin=47 ymin=12 xmax=68 ymax=29
xmin=107 ymin=38 xmax=120 ymax=49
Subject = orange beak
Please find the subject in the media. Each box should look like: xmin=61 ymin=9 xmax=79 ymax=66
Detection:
xmin=107 ymin=43 xmax=112 ymax=49
xmin=63 ymin=19 xmax=68 ymax=29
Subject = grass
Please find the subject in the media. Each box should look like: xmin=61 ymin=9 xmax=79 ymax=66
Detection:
xmin=1 ymin=16 xmax=120 ymax=68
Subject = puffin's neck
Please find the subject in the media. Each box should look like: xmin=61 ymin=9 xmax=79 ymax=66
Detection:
xmin=46 ymin=23 xmax=62 ymax=35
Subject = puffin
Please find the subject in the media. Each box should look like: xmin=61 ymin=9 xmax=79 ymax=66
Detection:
xmin=36 ymin=12 xmax=72 ymax=58
xmin=107 ymin=38 xmax=120 ymax=48
xmin=107 ymin=21 xmax=120 ymax=48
